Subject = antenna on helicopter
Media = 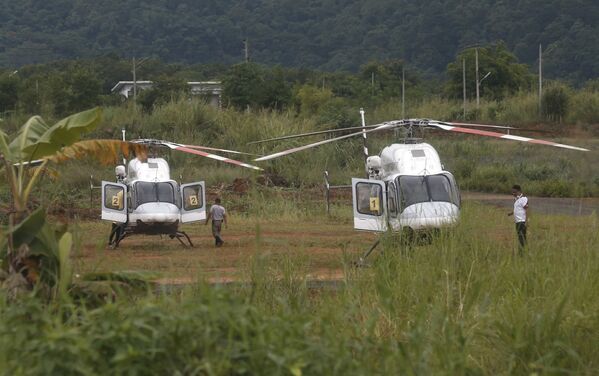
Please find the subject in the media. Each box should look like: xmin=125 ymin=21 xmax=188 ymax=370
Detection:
xmin=360 ymin=108 xmax=369 ymax=178
xmin=121 ymin=128 xmax=127 ymax=165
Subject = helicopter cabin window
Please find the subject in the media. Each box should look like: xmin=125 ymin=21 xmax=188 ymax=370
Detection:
xmin=104 ymin=185 xmax=124 ymax=211
xmin=387 ymin=182 xmax=398 ymax=217
xmin=183 ymin=185 xmax=203 ymax=211
xmin=134 ymin=182 xmax=176 ymax=207
xmin=398 ymin=174 xmax=457 ymax=207
xmin=356 ymin=182 xmax=383 ymax=216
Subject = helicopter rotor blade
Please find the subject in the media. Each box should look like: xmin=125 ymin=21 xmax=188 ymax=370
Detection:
xmin=445 ymin=121 xmax=516 ymax=130
xmin=181 ymin=144 xmax=261 ymax=157
xmin=131 ymin=139 xmax=264 ymax=170
xmin=247 ymin=125 xmax=382 ymax=145
xmin=254 ymin=121 xmax=402 ymax=161
xmin=429 ymin=122 xmax=589 ymax=152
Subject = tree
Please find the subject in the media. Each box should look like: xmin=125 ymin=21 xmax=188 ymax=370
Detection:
xmin=138 ymin=75 xmax=188 ymax=112
xmin=222 ymin=63 xmax=266 ymax=110
xmin=445 ymin=42 xmax=532 ymax=100
xmin=0 ymin=74 xmax=19 ymax=114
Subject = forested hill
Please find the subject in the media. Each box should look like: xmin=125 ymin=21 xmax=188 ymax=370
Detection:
xmin=1 ymin=0 xmax=597 ymax=82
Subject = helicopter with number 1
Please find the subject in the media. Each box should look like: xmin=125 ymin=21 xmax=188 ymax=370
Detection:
xmin=249 ymin=110 xmax=589 ymax=259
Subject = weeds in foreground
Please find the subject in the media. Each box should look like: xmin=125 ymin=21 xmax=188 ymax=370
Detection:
xmin=1 ymin=203 xmax=598 ymax=374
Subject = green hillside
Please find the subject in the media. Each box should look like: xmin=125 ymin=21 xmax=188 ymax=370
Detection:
xmin=1 ymin=0 xmax=597 ymax=82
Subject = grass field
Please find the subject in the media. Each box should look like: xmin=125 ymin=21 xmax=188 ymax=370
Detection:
xmin=2 ymin=190 xmax=599 ymax=374
xmin=63 ymin=197 xmax=599 ymax=373
xmin=2 ymin=99 xmax=599 ymax=374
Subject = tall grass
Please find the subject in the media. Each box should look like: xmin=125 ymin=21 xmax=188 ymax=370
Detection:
xmin=21 ymin=93 xmax=599 ymax=213
xmin=1 ymin=202 xmax=598 ymax=374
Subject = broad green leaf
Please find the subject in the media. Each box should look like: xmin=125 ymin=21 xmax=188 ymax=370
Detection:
xmin=21 ymin=107 xmax=102 ymax=160
xmin=57 ymin=232 xmax=73 ymax=299
xmin=0 ymin=129 xmax=11 ymax=160
xmin=9 ymin=208 xmax=47 ymax=248
xmin=7 ymin=116 xmax=50 ymax=161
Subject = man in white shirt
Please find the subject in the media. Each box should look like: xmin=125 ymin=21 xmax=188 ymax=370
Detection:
xmin=205 ymin=198 xmax=227 ymax=247
xmin=507 ymin=184 xmax=528 ymax=252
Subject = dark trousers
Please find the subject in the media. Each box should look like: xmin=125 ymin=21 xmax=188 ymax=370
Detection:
xmin=212 ymin=220 xmax=224 ymax=246
xmin=516 ymin=222 xmax=527 ymax=251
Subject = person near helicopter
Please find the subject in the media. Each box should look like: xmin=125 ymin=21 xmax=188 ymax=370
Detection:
xmin=205 ymin=197 xmax=227 ymax=247
xmin=507 ymin=184 xmax=529 ymax=253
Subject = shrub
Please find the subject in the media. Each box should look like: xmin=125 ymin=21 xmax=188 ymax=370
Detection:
xmin=542 ymin=84 xmax=571 ymax=123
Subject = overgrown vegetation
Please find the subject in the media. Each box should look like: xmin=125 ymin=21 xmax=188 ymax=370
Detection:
xmin=1 ymin=202 xmax=598 ymax=374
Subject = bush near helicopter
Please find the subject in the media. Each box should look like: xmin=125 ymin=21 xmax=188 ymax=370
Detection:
xmin=101 ymin=137 xmax=262 ymax=249
xmin=250 ymin=110 xmax=589 ymax=260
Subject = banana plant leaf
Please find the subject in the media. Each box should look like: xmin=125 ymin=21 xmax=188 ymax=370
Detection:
xmin=8 ymin=107 xmax=102 ymax=162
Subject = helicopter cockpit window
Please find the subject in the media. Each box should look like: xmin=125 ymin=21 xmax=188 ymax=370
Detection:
xmin=356 ymin=183 xmax=383 ymax=216
xmin=399 ymin=176 xmax=429 ymax=207
xmin=428 ymin=175 xmax=453 ymax=203
xmin=104 ymin=185 xmax=124 ymax=210
xmin=398 ymin=174 xmax=458 ymax=207
xmin=183 ymin=185 xmax=203 ymax=211
xmin=156 ymin=183 xmax=175 ymax=203
xmin=135 ymin=182 xmax=155 ymax=206
xmin=134 ymin=182 xmax=176 ymax=207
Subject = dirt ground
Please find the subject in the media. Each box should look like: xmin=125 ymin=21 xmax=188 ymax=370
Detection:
xmin=73 ymin=193 xmax=598 ymax=286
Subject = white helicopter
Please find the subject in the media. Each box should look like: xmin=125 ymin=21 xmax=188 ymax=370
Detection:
xmin=101 ymin=137 xmax=262 ymax=248
xmin=251 ymin=111 xmax=589 ymax=258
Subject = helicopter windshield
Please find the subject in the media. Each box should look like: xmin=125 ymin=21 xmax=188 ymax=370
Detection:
xmin=134 ymin=182 xmax=176 ymax=207
xmin=398 ymin=174 xmax=458 ymax=207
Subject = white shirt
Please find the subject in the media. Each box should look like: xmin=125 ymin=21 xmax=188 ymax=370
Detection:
xmin=209 ymin=204 xmax=226 ymax=221
xmin=513 ymin=195 xmax=528 ymax=223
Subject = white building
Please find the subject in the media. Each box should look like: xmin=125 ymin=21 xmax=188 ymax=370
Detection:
xmin=111 ymin=81 xmax=154 ymax=98
xmin=111 ymin=81 xmax=222 ymax=107
xmin=187 ymin=81 xmax=222 ymax=108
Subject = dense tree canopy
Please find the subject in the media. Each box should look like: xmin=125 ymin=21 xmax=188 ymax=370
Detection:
xmin=445 ymin=44 xmax=531 ymax=100
xmin=0 ymin=0 xmax=597 ymax=83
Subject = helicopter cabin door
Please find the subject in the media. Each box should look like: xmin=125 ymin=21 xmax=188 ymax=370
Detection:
xmin=180 ymin=181 xmax=206 ymax=223
xmin=351 ymin=178 xmax=387 ymax=232
xmin=101 ymin=181 xmax=128 ymax=223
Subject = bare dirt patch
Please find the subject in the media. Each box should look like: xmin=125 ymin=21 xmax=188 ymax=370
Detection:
xmin=73 ymin=192 xmax=594 ymax=286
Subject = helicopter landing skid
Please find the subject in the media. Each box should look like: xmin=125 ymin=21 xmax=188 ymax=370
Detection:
xmin=108 ymin=224 xmax=194 ymax=249
xmin=169 ymin=231 xmax=194 ymax=247
xmin=353 ymin=239 xmax=380 ymax=268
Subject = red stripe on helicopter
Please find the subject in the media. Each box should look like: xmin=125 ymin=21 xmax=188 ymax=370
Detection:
xmin=439 ymin=125 xmax=589 ymax=151
xmin=174 ymin=145 xmax=263 ymax=170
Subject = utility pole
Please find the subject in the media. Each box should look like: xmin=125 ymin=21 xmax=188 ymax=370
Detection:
xmin=475 ymin=48 xmax=480 ymax=108
xmin=243 ymin=39 xmax=249 ymax=62
xmin=402 ymin=66 xmax=405 ymax=119
xmin=131 ymin=57 xmax=149 ymax=106
xmin=462 ymin=58 xmax=466 ymax=119
xmin=371 ymin=72 xmax=375 ymax=97
xmin=538 ymin=43 xmax=542 ymax=115
xmin=132 ymin=57 xmax=137 ymax=104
